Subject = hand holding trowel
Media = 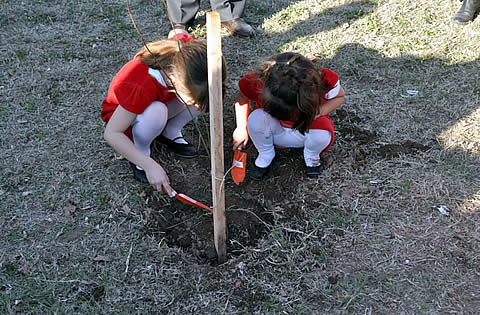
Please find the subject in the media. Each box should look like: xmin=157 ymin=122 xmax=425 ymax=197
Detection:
xmin=231 ymin=94 xmax=251 ymax=186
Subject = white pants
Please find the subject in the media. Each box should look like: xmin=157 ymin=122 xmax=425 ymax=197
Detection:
xmin=131 ymin=98 xmax=201 ymax=157
xmin=248 ymin=109 xmax=332 ymax=168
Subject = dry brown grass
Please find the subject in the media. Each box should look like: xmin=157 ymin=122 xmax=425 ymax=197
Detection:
xmin=1 ymin=0 xmax=480 ymax=314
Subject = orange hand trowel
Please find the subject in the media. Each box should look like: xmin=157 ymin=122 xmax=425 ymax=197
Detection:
xmin=232 ymin=149 xmax=247 ymax=185
xmin=172 ymin=191 xmax=213 ymax=211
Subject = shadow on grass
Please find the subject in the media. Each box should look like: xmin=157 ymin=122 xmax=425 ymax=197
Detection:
xmin=328 ymin=42 xmax=480 ymax=214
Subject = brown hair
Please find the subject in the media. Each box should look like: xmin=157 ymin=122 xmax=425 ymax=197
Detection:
xmin=258 ymin=52 xmax=329 ymax=134
xmin=135 ymin=39 xmax=227 ymax=111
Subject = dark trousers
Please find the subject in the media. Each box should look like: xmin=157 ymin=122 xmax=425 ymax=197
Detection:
xmin=165 ymin=0 xmax=246 ymax=24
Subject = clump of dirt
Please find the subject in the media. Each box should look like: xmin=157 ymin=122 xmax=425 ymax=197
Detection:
xmin=376 ymin=140 xmax=431 ymax=159
xmin=334 ymin=109 xmax=377 ymax=145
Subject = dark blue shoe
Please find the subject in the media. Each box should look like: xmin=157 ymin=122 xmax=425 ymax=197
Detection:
xmin=158 ymin=135 xmax=198 ymax=158
xmin=130 ymin=163 xmax=148 ymax=183
xmin=305 ymin=165 xmax=323 ymax=178
xmin=249 ymin=164 xmax=270 ymax=180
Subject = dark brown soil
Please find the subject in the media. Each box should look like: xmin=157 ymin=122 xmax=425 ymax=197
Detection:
xmin=142 ymin=108 xmax=432 ymax=264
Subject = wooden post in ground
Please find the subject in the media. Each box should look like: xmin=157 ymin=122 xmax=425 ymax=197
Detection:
xmin=206 ymin=11 xmax=227 ymax=263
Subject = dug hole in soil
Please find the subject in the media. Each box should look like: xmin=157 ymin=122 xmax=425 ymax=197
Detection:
xmin=141 ymin=108 xmax=431 ymax=264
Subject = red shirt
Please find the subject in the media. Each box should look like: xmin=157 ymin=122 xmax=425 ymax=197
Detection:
xmin=238 ymin=68 xmax=339 ymax=152
xmin=100 ymin=34 xmax=196 ymax=135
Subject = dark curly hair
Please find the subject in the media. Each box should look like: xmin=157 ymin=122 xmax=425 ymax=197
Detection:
xmin=258 ymin=52 xmax=330 ymax=134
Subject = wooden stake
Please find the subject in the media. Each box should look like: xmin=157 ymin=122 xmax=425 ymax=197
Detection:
xmin=206 ymin=11 xmax=227 ymax=263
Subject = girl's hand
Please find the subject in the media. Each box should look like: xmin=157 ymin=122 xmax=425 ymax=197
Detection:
xmin=104 ymin=106 xmax=175 ymax=197
xmin=315 ymin=86 xmax=345 ymax=118
xmin=145 ymin=163 xmax=174 ymax=197
xmin=315 ymin=106 xmax=329 ymax=118
xmin=233 ymin=127 xmax=249 ymax=150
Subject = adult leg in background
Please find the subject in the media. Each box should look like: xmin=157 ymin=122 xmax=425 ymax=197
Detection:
xmin=211 ymin=0 xmax=254 ymax=37
xmin=210 ymin=0 xmax=245 ymax=20
xmin=165 ymin=0 xmax=199 ymax=27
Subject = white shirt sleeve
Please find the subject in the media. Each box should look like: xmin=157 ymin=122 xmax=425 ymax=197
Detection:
xmin=148 ymin=68 xmax=167 ymax=87
xmin=324 ymin=80 xmax=340 ymax=100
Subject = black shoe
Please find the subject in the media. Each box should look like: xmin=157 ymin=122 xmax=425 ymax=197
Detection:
xmin=250 ymin=164 xmax=270 ymax=180
xmin=221 ymin=18 xmax=255 ymax=38
xmin=130 ymin=163 xmax=148 ymax=183
xmin=158 ymin=135 xmax=198 ymax=158
xmin=305 ymin=165 xmax=324 ymax=178
xmin=453 ymin=0 xmax=480 ymax=24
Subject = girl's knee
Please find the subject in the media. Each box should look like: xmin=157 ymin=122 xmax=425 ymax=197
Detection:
xmin=148 ymin=101 xmax=169 ymax=117
xmin=247 ymin=109 xmax=271 ymax=132
xmin=133 ymin=101 xmax=168 ymax=141
xmin=306 ymin=130 xmax=332 ymax=149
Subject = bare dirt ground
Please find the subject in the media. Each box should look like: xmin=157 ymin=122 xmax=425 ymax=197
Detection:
xmin=1 ymin=0 xmax=480 ymax=313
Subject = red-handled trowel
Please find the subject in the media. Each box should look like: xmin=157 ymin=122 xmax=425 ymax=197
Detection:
xmin=172 ymin=191 xmax=213 ymax=211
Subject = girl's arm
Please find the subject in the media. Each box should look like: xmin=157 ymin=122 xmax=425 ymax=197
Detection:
xmin=104 ymin=105 xmax=174 ymax=196
xmin=232 ymin=91 xmax=250 ymax=150
xmin=317 ymin=86 xmax=345 ymax=117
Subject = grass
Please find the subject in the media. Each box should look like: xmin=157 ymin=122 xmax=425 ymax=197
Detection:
xmin=1 ymin=0 xmax=480 ymax=313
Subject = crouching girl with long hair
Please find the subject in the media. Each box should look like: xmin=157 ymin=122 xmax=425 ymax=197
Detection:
xmin=101 ymin=33 xmax=226 ymax=195
xmin=232 ymin=52 xmax=344 ymax=179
